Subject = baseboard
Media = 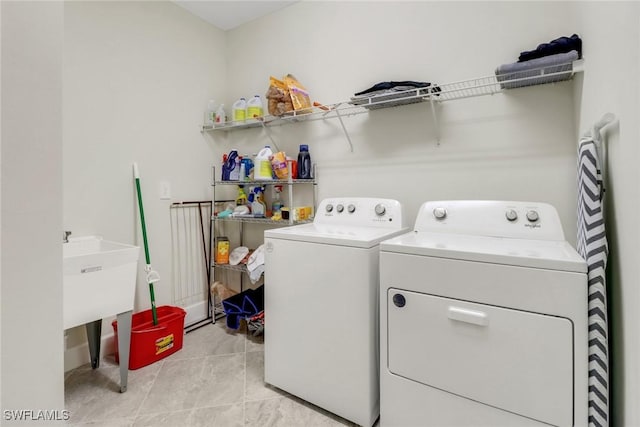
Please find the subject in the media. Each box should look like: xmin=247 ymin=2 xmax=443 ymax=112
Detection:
xmin=64 ymin=333 xmax=115 ymax=372
xmin=183 ymin=300 xmax=209 ymax=327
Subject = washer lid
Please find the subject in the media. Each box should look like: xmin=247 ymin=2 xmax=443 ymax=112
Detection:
xmin=380 ymin=231 xmax=587 ymax=273
xmin=265 ymin=223 xmax=409 ymax=248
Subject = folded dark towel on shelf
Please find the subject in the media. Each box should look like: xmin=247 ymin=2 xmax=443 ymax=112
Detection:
xmin=354 ymin=80 xmax=433 ymax=96
xmin=496 ymin=50 xmax=579 ymax=89
xmin=518 ymin=33 xmax=582 ymax=62
xmin=350 ymin=81 xmax=441 ymax=110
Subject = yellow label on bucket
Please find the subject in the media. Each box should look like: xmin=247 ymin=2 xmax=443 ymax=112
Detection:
xmin=155 ymin=334 xmax=174 ymax=355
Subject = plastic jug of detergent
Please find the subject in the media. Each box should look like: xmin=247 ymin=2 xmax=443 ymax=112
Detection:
xmin=206 ymin=99 xmax=216 ymax=125
xmin=297 ymin=144 xmax=312 ymax=179
xmin=240 ymin=157 xmax=253 ymax=180
xmin=222 ymin=150 xmax=240 ymax=181
xmin=254 ymin=146 xmax=274 ymax=180
xmin=232 ymin=98 xmax=247 ymax=122
xmin=247 ymin=95 xmax=264 ymax=119
xmin=215 ymin=104 xmax=226 ymax=126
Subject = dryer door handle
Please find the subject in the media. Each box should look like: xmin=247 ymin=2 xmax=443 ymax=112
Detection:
xmin=447 ymin=306 xmax=489 ymax=326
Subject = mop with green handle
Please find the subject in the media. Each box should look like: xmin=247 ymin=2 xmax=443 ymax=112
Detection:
xmin=133 ymin=162 xmax=159 ymax=325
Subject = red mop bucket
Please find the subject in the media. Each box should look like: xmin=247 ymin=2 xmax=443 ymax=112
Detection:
xmin=112 ymin=305 xmax=186 ymax=370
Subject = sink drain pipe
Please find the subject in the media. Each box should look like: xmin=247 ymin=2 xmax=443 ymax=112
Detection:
xmin=133 ymin=162 xmax=160 ymax=325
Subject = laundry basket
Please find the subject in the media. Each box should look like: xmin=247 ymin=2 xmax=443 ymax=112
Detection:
xmin=222 ymin=285 xmax=264 ymax=333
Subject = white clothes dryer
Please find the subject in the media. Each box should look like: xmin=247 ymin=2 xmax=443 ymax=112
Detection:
xmin=264 ymin=197 xmax=408 ymax=427
xmin=379 ymin=200 xmax=587 ymax=427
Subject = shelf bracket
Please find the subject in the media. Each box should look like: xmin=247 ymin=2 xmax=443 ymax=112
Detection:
xmin=428 ymin=88 xmax=441 ymax=145
xmin=259 ymin=120 xmax=280 ymax=152
xmin=333 ymin=108 xmax=354 ymax=152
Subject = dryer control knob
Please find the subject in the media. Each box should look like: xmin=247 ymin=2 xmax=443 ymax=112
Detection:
xmin=433 ymin=207 xmax=447 ymax=220
xmin=526 ymin=210 xmax=539 ymax=222
xmin=393 ymin=294 xmax=406 ymax=308
xmin=348 ymin=204 xmax=356 ymax=213
xmin=374 ymin=203 xmax=386 ymax=216
xmin=336 ymin=204 xmax=344 ymax=213
xmin=505 ymin=209 xmax=518 ymax=222
xmin=325 ymin=204 xmax=333 ymax=213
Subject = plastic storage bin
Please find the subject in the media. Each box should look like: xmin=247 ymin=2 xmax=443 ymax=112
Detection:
xmin=112 ymin=305 xmax=186 ymax=370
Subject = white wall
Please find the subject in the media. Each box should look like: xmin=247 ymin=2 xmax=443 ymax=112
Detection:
xmin=222 ymin=1 xmax=581 ymax=243
xmin=1 ymin=1 xmax=65 ymax=424
xmin=63 ymin=1 xmax=225 ymax=366
xmin=574 ymin=3 xmax=640 ymax=426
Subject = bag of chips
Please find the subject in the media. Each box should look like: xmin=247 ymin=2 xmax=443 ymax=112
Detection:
xmin=283 ymin=74 xmax=312 ymax=114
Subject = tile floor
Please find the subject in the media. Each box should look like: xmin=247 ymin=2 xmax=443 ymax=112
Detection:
xmin=64 ymin=321 xmax=358 ymax=426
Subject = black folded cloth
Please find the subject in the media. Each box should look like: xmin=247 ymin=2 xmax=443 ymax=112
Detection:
xmin=518 ymin=34 xmax=582 ymax=63
xmin=354 ymin=81 xmax=435 ymax=96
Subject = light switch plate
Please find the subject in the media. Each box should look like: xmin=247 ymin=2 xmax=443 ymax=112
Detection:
xmin=159 ymin=181 xmax=171 ymax=200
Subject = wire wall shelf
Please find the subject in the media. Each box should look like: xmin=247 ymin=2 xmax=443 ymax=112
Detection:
xmin=212 ymin=216 xmax=312 ymax=225
xmin=201 ymin=60 xmax=583 ymax=145
xmin=212 ymin=262 xmax=248 ymax=273
xmin=214 ymin=179 xmax=315 ymax=186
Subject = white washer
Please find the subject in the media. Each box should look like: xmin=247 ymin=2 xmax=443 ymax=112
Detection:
xmin=265 ymin=197 xmax=408 ymax=427
xmin=379 ymin=200 xmax=588 ymax=427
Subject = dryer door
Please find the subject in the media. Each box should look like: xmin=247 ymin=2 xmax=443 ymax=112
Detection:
xmin=387 ymin=289 xmax=573 ymax=427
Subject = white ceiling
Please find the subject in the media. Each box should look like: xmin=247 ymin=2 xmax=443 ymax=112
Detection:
xmin=173 ymin=1 xmax=298 ymax=31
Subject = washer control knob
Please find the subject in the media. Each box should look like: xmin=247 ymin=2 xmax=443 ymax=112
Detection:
xmin=433 ymin=207 xmax=447 ymax=220
xmin=374 ymin=203 xmax=386 ymax=216
xmin=393 ymin=294 xmax=406 ymax=308
xmin=505 ymin=209 xmax=518 ymax=222
xmin=325 ymin=204 xmax=333 ymax=213
xmin=336 ymin=204 xmax=344 ymax=213
xmin=526 ymin=210 xmax=539 ymax=222
xmin=348 ymin=204 xmax=356 ymax=214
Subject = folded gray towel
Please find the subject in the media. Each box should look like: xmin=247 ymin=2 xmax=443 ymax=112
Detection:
xmin=496 ymin=50 xmax=579 ymax=89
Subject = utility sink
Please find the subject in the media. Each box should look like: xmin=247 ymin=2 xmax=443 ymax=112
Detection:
xmin=63 ymin=236 xmax=140 ymax=330
xmin=64 ymin=236 xmax=140 ymax=392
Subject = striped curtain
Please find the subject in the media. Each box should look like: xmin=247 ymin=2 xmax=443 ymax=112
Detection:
xmin=576 ymin=137 xmax=609 ymax=427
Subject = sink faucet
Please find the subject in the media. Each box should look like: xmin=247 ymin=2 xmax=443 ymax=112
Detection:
xmin=63 ymin=231 xmax=72 ymax=243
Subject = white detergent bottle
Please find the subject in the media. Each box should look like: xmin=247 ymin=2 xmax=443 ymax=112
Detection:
xmin=206 ymin=99 xmax=216 ymax=125
xmin=215 ymin=104 xmax=226 ymax=126
xmin=247 ymin=95 xmax=264 ymax=119
xmin=232 ymin=97 xmax=247 ymax=123
xmin=254 ymin=145 xmax=273 ymax=180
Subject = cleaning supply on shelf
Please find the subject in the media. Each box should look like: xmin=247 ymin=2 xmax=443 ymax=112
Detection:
xmin=222 ymin=150 xmax=240 ymax=181
xmin=297 ymin=144 xmax=312 ymax=179
xmin=247 ymin=95 xmax=264 ymax=119
xmin=239 ymin=157 xmax=246 ymax=181
xmin=232 ymin=97 xmax=247 ymax=122
xmin=286 ymin=157 xmax=297 ymax=179
xmin=251 ymin=187 xmax=266 ymax=217
xmin=271 ymin=185 xmax=284 ymax=215
xmin=215 ymin=104 xmax=226 ymax=126
xmin=230 ymin=151 xmax=241 ymax=181
xmin=221 ymin=153 xmax=229 ymax=181
xmin=206 ymin=99 xmax=216 ymax=125
xmin=216 ymin=237 xmax=230 ymax=264
xmin=236 ymin=185 xmax=248 ymax=206
xmin=241 ymin=157 xmax=253 ymax=181
xmin=271 ymin=151 xmax=289 ymax=179
xmin=254 ymin=145 xmax=274 ymax=180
